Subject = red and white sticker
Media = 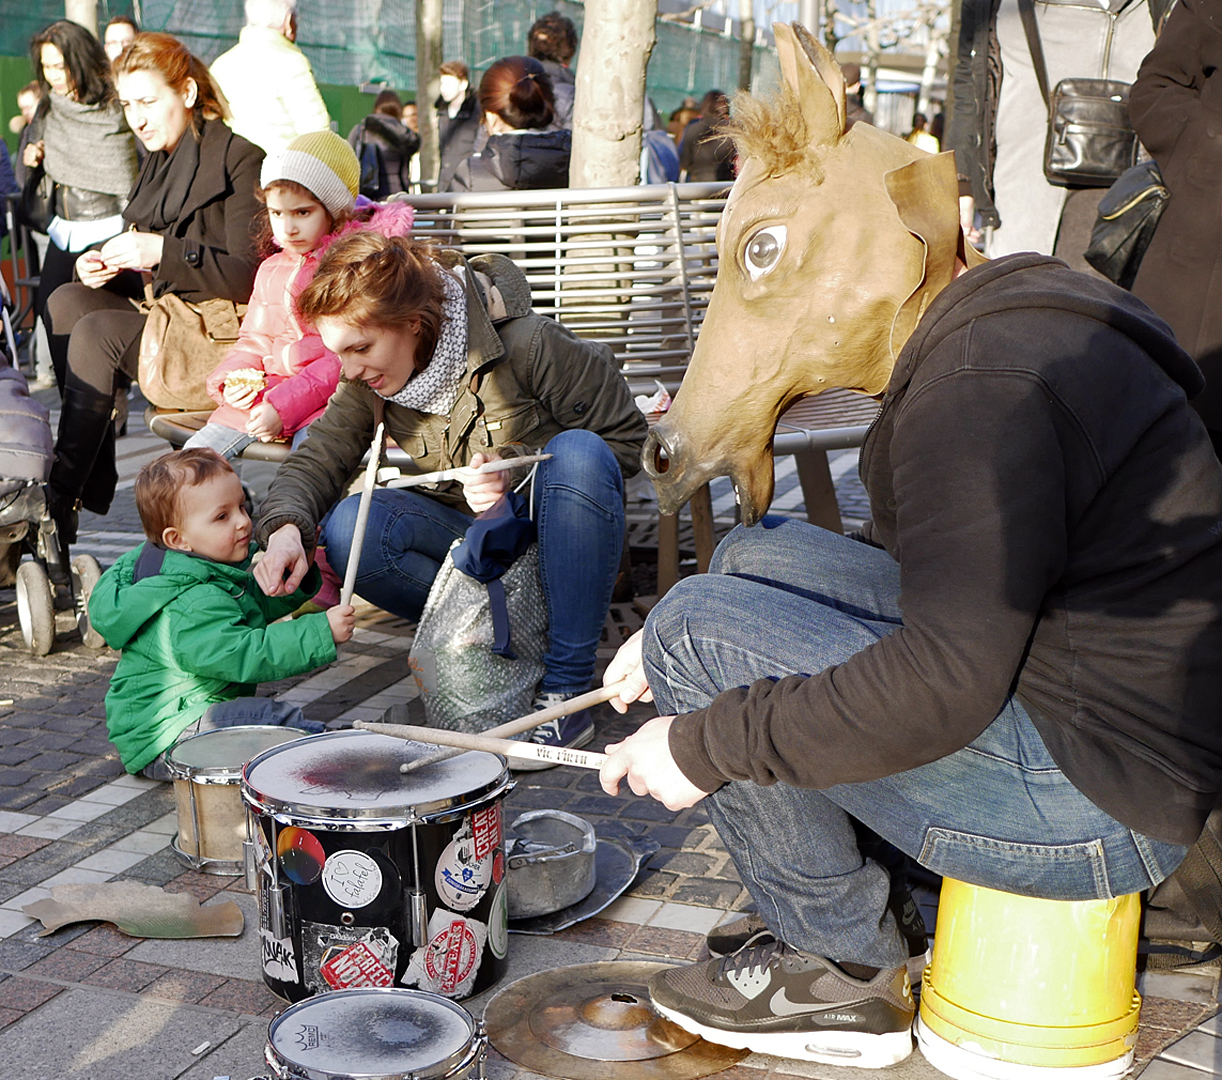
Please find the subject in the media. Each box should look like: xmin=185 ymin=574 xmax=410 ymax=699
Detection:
xmin=321 ymin=938 xmax=395 ymax=990
xmin=322 ymin=849 xmax=383 ymax=909
xmin=435 ymin=805 xmax=502 ymax=911
xmin=402 ymin=908 xmax=487 ymax=998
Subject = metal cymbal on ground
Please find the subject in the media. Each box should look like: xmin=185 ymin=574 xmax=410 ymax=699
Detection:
xmin=484 ymin=961 xmax=749 ymax=1080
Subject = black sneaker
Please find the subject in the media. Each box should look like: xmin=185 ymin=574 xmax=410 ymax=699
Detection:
xmin=709 ymin=884 xmax=929 ymax=971
xmin=510 ymin=693 xmax=596 ymax=772
xmin=649 ymin=938 xmax=915 ymax=1067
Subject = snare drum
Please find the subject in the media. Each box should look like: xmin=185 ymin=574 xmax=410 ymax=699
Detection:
xmin=166 ymin=726 xmax=307 ymax=875
xmin=265 ymin=987 xmax=486 ymax=1080
xmin=242 ymin=730 xmax=512 ymax=1003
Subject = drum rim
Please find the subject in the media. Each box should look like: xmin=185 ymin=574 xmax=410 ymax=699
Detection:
xmin=241 ymin=730 xmax=511 ymax=824
xmin=265 ymin=986 xmax=478 ymax=1080
xmin=166 ymin=725 xmax=309 ymax=782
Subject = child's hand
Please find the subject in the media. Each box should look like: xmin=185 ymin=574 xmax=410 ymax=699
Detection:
xmin=223 ymin=382 xmax=259 ymax=410
xmin=327 ymin=603 xmax=356 ymax=643
xmin=246 ymin=401 xmax=283 ymax=441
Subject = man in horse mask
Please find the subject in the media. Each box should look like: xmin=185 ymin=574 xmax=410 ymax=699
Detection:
xmin=598 ymin=23 xmax=1222 ymax=1070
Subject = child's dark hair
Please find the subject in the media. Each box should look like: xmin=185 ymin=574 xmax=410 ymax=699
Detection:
xmin=135 ymin=448 xmax=236 ymax=544
xmin=252 ymin=179 xmax=367 ymax=257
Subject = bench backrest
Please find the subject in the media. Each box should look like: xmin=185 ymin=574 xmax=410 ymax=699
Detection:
xmin=397 ymin=182 xmax=730 ymax=394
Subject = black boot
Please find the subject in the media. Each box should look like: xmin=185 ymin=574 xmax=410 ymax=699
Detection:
xmin=47 ymin=386 xmax=118 ymax=545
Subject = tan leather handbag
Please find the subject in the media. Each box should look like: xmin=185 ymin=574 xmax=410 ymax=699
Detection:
xmin=137 ymin=291 xmax=246 ymax=411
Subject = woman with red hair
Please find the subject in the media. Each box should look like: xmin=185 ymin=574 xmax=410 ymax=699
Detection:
xmin=44 ymin=32 xmax=264 ymax=555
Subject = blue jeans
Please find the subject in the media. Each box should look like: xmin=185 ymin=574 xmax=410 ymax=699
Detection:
xmin=644 ymin=519 xmax=1188 ymax=968
xmin=322 ymin=429 xmax=624 ymax=695
xmin=140 ymin=697 xmax=323 ymax=780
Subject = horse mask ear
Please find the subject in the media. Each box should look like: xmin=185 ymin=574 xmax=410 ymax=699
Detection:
xmin=885 ymin=151 xmax=967 ymax=356
xmin=774 ymin=22 xmax=846 ymax=145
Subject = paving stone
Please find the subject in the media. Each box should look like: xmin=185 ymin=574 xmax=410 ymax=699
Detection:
xmin=0 ymin=986 xmax=243 ymax=1080
xmin=0 ymin=747 xmax=41 ymax=766
xmin=0 ymin=841 xmax=95 ymax=884
xmin=142 ymin=967 xmax=228 ymax=1003
xmin=162 ymin=871 xmax=227 ymax=902
xmin=0 ymin=769 xmax=37 ymax=787
xmin=174 ymin=1017 xmax=270 ymax=1079
xmin=118 ymin=849 xmax=182 ymax=886
xmin=18 ymin=733 xmax=80 ymax=752
xmin=124 ymin=893 xmax=260 ymax=981
xmin=0 ymin=976 xmax=65 ymax=1011
xmin=0 ymin=940 xmax=54 ymax=970
xmin=10 ymin=919 xmax=95 ymax=948
xmin=653 ymin=850 xmax=717 ymax=876
xmin=0 ymin=1007 xmax=22 ymax=1028
xmin=626 ymin=869 xmax=678 ymax=899
xmin=70 ymin=925 xmax=141 ymax=958
xmin=0 ymin=834 xmax=52 ymax=858
xmin=24 ymin=947 xmax=110 ymax=982
xmin=197 ymin=977 xmax=283 ymax=1016
xmin=672 ymin=878 xmax=745 ymax=908
xmin=0 ymin=789 xmax=42 ymax=811
xmin=548 ymin=916 xmax=638 ymax=949
xmin=623 ymin=924 xmax=705 ymax=959
xmin=83 ymin=957 xmax=168 ymax=993
xmin=567 ymin=794 xmax=628 ymax=817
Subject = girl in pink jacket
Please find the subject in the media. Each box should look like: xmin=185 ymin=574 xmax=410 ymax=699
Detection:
xmin=187 ymin=130 xmax=413 ymax=459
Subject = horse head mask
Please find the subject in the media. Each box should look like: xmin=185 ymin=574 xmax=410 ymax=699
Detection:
xmin=643 ymin=23 xmax=985 ymax=523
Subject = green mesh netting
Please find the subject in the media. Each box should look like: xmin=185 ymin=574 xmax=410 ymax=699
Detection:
xmin=2 ymin=0 xmax=777 ymax=115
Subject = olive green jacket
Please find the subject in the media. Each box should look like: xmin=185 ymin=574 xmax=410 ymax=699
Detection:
xmin=256 ymin=252 xmax=648 ymax=544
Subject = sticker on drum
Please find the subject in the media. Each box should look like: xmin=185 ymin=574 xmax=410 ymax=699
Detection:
xmin=266 ymin=987 xmax=483 ymax=1080
xmin=278 ymin=825 xmax=326 ymax=884
xmin=303 ymin=922 xmax=399 ymax=996
xmin=488 ymin=883 xmax=508 ymax=959
xmin=435 ymin=803 xmax=501 ymax=911
xmin=403 ymin=908 xmax=488 ymax=998
xmin=322 ymin=849 xmax=383 ymax=908
xmin=261 ymin=927 xmax=298 ymax=984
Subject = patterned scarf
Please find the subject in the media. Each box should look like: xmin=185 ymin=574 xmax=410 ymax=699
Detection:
xmin=381 ymin=267 xmax=468 ymax=415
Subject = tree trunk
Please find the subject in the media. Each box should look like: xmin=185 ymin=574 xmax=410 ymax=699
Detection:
xmin=917 ymin=23 xmax=946 ymax=116
xmin=415 ymin=0 xmax=443 ymax=190
xmin=738 ymin=16 xmax=756 ymax=92
xmin=569 ymin=0 xmax=657 ymax=189
xmin=64 ymin=0 xmax=97 ymax=36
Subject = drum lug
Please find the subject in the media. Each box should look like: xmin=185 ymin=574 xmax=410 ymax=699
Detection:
xmin=473 ymin=1022 xmax=488 ymax=1080
xmin=409 ymin=888 xmax=429 ymax=946
xmin=269 ymin=882 xmax=290 ymax=940
xmin=243 ymin=838 xmax=257 ymax=890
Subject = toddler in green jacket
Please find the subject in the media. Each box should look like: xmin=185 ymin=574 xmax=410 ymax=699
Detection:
xmin=89 ymin=448 xmax=356 ymax=777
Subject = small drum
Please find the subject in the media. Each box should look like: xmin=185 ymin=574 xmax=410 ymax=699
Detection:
xmin=242 ymin=730 xmax=512 ymax=1003
xmin=166 ymin=726 xmax=307 ymax=875
xmin=265 ymin=987 xmax=486 ymax=1080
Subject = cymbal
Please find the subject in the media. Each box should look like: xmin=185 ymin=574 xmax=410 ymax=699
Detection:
xmin=485 ymin=961 xmax=749 ymax=1080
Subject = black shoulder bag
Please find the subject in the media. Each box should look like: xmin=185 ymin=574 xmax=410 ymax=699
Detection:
xmin=1018 ymin=0 xmax=1140 ymax=187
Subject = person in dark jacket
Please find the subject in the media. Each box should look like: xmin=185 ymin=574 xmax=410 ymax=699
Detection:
xmin=44 ymin=32 xmax=263 ymax=551
xmin=527 ymin=10 xmax=578 ymax=131
xmin=447 ymin=56 xmax=570 ymax=192
xmin=1129 ymin=0 xmax=1222 ymax=458
xmin=678 ymin=90 xmax=734 ymax=183
xmin=435 ymin=60 xmax=481 ymax=191
xmin=347 ymin=89 xmax=421 ymax=199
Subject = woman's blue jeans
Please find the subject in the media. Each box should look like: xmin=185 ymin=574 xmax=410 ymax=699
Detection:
xmin=644 ymin=519 xmax=1188 ymax=969
xmin=322 ymin=429 xmax=624 ymax=696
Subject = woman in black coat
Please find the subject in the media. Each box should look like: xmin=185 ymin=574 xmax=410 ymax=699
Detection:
xmin=1129 ymin=0 xmax=1222 ymax=456
xmin=447 ymin=56 xmax=570 ymax=192
xmin=45 ymin=32 xmax=263 ymax=547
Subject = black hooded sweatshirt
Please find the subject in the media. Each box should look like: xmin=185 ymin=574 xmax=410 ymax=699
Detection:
xmin=447 ymin=129 xmax=571 ymax=193
xmin=670 ymin=254 xmax=1222 ymax=846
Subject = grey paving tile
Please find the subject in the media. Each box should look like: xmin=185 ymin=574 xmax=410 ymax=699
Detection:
xmin=175 ymin=1018 xmax=270 ymax=1080
xmin=0 ymin=986 xmax=242 ymax=1080
xmin=1159 ymin=1029 xmax=1222 ymax=1073
xmin=1139 ymin=1058 xmax=1216 ymax=1080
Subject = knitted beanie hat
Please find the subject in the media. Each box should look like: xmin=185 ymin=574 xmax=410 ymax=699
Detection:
xmin=261 ymin=130 xmax=361 ymax=216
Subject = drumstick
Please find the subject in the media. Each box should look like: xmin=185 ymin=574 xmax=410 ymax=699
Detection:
xmin=397 ymin=680 xmax=629 ymax=774
xmin=352 ymin=721 xmax=608 ymax=770
xmin=340 ymin=422 xmax=385 ymax=608
xmin=383 ymin=453 xmax=552 ymax=489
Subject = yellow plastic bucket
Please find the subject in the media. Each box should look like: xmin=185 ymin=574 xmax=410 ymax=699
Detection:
xmin=917 ymin=879 xmax=1141 ymax=1078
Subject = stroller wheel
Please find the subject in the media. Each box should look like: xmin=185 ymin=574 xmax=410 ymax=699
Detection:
xmin=16 ymin=561 xmax=56 ymax=656
xmin=71 ymin=554 xmax=106 ymax=649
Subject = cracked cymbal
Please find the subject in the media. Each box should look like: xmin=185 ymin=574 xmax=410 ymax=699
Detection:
xmin=484 ymin=961 xmax=748 ymax=1080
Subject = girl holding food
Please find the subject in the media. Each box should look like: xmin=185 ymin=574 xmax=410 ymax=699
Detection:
xmin=187 ymin=129 xmax=413 ymax=460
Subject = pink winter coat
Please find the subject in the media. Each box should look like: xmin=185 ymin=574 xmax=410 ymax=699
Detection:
xmin=205 ymin=201 xmax=415 ymax=435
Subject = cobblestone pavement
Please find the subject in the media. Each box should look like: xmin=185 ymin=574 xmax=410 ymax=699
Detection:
xmin=1 ymin=386 xmax=1218 ymax=1080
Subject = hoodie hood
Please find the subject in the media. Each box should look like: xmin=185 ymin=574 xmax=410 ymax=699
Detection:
xmin=361 ymin=113 xmax=421 ymax=157
xmin=893 ymin=253 xmax=1204 ymax=399
xmin=89 ymin=542 xmax=257 ymax=651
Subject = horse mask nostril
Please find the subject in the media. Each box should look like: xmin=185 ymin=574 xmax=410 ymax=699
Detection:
xmin=643 ymin=431 xmax=674 ymax=478
xmin=652 ymin=443 xmax=670 ymax=474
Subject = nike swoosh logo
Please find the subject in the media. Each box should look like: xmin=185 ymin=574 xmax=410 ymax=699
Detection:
xmin=769 ymin=987 xmax=865 ymax=1023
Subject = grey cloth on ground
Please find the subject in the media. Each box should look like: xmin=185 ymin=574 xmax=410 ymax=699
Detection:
xmin=42 ymin=94 xmax=138 ymax=197
xmin=408 ymin=540 xmax=547 ymax=733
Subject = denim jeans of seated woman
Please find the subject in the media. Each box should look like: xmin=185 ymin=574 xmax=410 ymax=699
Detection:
xmin=321 ymin=429 xmax=624 ymax=696
xmin=643 ymin=519 xmax=1189 ymax=969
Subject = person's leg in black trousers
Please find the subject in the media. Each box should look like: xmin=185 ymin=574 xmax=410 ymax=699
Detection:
xmin=35 ymin=243 xmax=83 ymax=394
xmin=44 ymin=283 xmax=146 ymax=545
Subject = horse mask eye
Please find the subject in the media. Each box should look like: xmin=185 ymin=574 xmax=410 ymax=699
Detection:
xmin=744 ymin=226 xmax=787 ymax=280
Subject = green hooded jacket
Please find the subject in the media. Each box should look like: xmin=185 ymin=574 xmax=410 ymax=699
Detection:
xmin=89 ymin=542 xmax=334 ymax=773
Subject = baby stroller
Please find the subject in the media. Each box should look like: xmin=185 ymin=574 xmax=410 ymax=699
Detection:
xmin=0 ymin=351 xmax=104 ymax=655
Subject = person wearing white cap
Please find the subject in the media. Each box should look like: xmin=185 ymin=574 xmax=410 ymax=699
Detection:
xmin=186 ymin=130 xmax=414 ymax=492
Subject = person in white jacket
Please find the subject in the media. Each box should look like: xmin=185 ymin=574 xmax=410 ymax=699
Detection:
xmin=209 ymin=0 xmax=329 ymax=158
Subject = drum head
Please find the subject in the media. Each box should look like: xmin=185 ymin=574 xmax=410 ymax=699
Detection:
xmin=242 ymin=730 xmax=508 ymax=824
xmin=167 ymin=726 xmax=307 ymax=780
xmin=267 ymin=987 xmax=475 ymax=1079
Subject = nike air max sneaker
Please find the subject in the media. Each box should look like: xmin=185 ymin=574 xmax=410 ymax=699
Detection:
xmin=648 ymin=937 xmax=915 ymax=1067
